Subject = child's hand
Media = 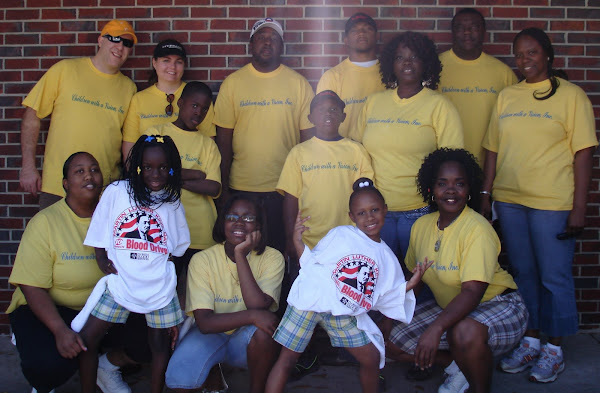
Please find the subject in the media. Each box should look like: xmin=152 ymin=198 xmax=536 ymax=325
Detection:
xmin=293 ymin=211 xmax=310 ymax=259
xmin=98 ymin=257 xmax=118 ymax=275
xmin=234 ymin=230 xmax=261 ymax=257
xmin=168 ymin=326 xmax=179 ymax=350
xmin=406 ymin=257 xmax=434 ymax=292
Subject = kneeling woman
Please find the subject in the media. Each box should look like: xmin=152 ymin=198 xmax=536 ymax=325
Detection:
xmin=386 ymin=148 xmax=528 ymax=393
xmin=166 ymin=194 xmax=284 ymax=393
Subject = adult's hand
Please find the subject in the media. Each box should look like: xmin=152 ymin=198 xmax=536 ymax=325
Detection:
xmin=54 ymin=325 xmax=87 ymax=359
xmin=414 ymin=324 xmax=443 ymax=370
xmin=19 ymin=166 xmax=42 ymax=195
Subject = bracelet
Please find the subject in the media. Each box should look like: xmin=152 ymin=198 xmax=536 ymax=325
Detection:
xmin=480 ymin=191 xmax=491 ymax=196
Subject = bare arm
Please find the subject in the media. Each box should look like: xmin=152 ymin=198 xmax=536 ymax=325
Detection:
xmin=95 ymin=247 xmax=117 ymax=275
xmin=20 ymin=285 xmax=87 ymax=358
xmin=567 ymin=146 xmax=595 ymax=234
xmin=181 ymin=168 xmax=221 ymax=197
xmin=282 ymin=193 xmax=299 ymax=261
xmin=20 ymin=107 xmax=42 ymax=195
xmin=480 ymin=149 xmax=497 ymax=220
xmin=233 ymin=231 xmax=276 ymax=310
xmin=414 ymin=280 xmax=488 ymax=369
xmin=216 ymin=126 xmax=234 ymax=204
xmin=121 ymin=141 xmax=134 ymax=167
xmin=193 ymin=308 xmax=278 ymax=336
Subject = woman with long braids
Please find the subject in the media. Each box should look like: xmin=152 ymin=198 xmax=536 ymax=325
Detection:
xmin=350 ymin=31 xmax=464 ymax=262
xmin=481 ymin=27 xmax=598 ymax=383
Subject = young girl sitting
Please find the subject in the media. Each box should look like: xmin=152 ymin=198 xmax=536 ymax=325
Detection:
xmin=166 ymin=194 xmax=284 ymax=393
xmin=265 ymin=178 xmax=431 ymax=393
xmin=75 ymin=135 xmax=190 ymax=393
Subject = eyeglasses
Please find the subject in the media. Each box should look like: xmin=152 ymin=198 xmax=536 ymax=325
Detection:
xmin=165 ymin=94 xmax=175 ymax=116
xmin=225 ymin=214 xmax=257 ymax=223
xmin=103 ymin=34 xmax=134 ymax=48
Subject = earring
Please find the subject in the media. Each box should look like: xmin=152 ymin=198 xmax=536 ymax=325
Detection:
xmin=431 ymin=195 xmax=435 ymax=202
xmin=468 ymin=195 xmax=472 ymax=201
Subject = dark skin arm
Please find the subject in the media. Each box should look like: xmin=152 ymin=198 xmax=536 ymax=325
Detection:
xmin=181 ymin=168 xmax=221 ymax=197
xmin=20 ymin=285 xmax=87 ymax=358
xmin=193 ymin=308 xmax=278 ymax=336
xmin=95 ymin=247 xmax=118 ymax=275
xmin=567 ymin=146 xmax=594 ymax=234
xmin=216 ymin=126 xmax=234 ymax=205
xmin=480 ymin=149 xmax=497 ymax=221
xmin=414 ymin=280 xmax=488 ymax=369
xmin=234 ymin=231 xmax=276 ymax=310
xmin=282 ymin=193 xmax=299 ymax=261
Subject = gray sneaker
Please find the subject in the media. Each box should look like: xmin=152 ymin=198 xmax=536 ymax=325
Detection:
xmin=499 ymin=339 xmax=540 ymax=373
xmin=529 ymin=345 xmax=565 ymax=383
xmin=438 ymin=369 xmax=469 ymax=393
xmin=97 ymin=365 xmax=132 ymax=393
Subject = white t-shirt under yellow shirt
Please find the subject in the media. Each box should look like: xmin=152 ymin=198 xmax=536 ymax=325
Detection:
xmin=483 ymin=78 xmax=598 ymax=211
xmin=213 ymin=63 xmax=314 ymax=192
xmin=406 ymin=207 xmax=517 ymax=308
xmin=316 ymin=59 xmax=386 ymax=138
xmin=438 ymin=49 xmax=517 ymax=165
xmin=148 ymin=122 xmax=221 ymax=250
xmin=276 ymin=137 xmax=374 ymax=248
xmin=122 ymin=82 xmax=216 ymax=143
xmin=351 ymin=88 xmax=464 ymax=211
xmin=22 ymin=57 xmax=137 ymax=196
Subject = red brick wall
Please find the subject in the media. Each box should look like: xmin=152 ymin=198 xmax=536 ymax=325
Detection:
xmin=0 ymin=0 xmax=599 ymax=334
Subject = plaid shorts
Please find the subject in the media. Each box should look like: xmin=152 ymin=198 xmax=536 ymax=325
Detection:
xmin=273 ymin=304 xmax=370 ymax=353
xmin=390 ymin=291 xmax=528 ymax=356
xmin=91 ymin=288 xmax=184 ymax=329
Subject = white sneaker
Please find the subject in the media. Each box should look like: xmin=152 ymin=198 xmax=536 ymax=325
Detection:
xmin=96 ymin=365 xmax=132 ymax=393
xmin=438 ymin=369 xmax=469 ymax=393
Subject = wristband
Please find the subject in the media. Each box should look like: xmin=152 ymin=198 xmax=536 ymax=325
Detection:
xmin=480 ymin=191 xmax=491 ymax=196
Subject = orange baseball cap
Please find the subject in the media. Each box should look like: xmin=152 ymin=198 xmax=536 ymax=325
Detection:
xmin=100 ymin=20 xmax=138 ymax=44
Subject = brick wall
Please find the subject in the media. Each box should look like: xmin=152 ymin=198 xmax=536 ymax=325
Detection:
xmin=0 ymin=0 xmax=599 ymax=334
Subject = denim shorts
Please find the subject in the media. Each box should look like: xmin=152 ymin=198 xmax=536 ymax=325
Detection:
xmin=165 ymin=324 xmax=257 ymax=389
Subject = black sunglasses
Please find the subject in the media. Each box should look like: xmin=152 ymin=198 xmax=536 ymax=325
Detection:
xmin=165 ymin=94 xmax=175 ymax=116
xmin=103 ymin=34 xmax=134 ymax=48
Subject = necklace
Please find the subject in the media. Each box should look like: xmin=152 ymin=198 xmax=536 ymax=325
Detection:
xmin=223 ymin=246 xmax=240 ymax=284
xmin=434 ymin=215 xmax=459 ymax=252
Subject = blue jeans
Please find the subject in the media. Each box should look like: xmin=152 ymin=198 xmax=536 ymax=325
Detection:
xmin=165 ymin=324 xmax=257 ymax=389
xmin=380 ymin=206 xmax=432 ymax=260
xmin=495 ymin=202 xmax=578 ymax=337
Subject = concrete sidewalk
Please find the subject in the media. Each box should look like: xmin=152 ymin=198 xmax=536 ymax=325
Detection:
xmin=1 ymin=333 xmax=599 ymax=393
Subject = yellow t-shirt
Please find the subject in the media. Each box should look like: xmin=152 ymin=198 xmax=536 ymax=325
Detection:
xmin=213 ymin=63 xmax=314 ymax=192
xmin=483 ymin=78 xmax=598 ymax=210
xmin=276 ymin=137 xmax=374 ymax=248
xmin=186 ymin=244 xmax=285 ymax=333
xmin=6 ymin=199 xmax=104 ymax=313
xmin=438 ymin=50 xmax=517 ymax=165
xmin=316 ymin=59 xmax=386 ymax=138
xmin=22 ymin=57 xmax=137 ymax=196
xmin=122 ymin=82 xmax=216 ymax=143
xmin=148 ymin=122 xmax=221 ymax=250
xmin=351 ymin=88 xmax=464 ymax=211
xmin=405 ymin=207 xmax=517 ymax=308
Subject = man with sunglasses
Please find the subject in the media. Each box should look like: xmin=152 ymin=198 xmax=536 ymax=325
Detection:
xmin=19 ymin=19 xmax=138 ymax=209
